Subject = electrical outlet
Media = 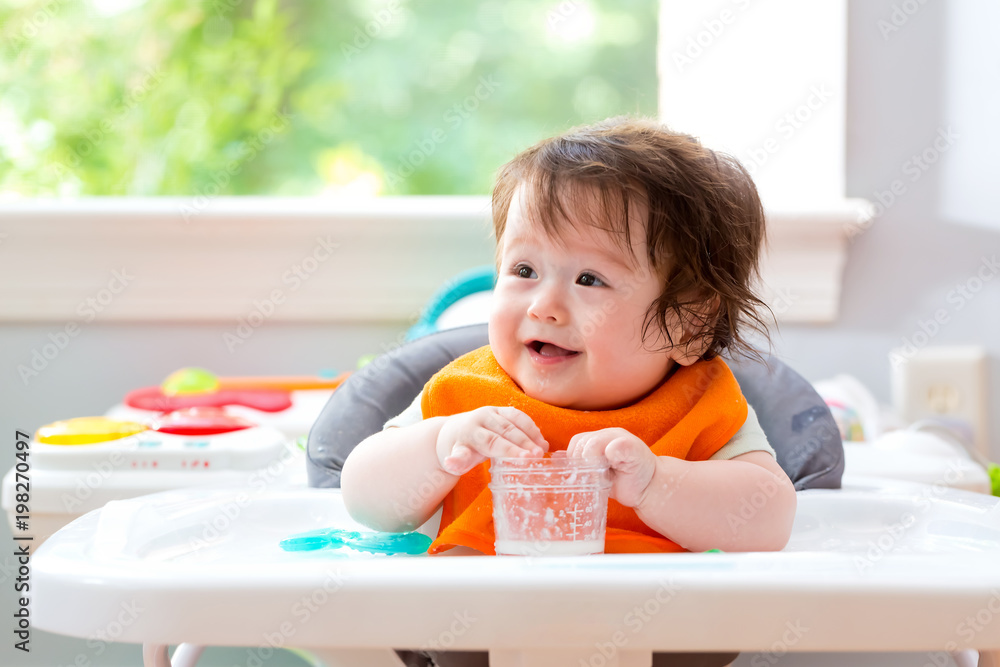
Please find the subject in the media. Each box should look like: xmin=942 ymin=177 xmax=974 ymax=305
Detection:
xmin=890 ymin=345 xmax=990 ymax=456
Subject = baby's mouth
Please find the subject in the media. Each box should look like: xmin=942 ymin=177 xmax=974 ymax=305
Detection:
xmin=527 ymin=340 xmax=580 ymax=358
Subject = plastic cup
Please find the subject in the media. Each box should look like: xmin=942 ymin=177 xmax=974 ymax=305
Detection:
xmin=488 ymin=455 xmax=612 ymax=556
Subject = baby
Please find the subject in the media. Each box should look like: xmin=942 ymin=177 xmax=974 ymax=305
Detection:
xmin=342 ymin=116 xmax=796 ymax=558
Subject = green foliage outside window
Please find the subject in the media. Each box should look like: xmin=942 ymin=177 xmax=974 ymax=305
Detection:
xmin=0 ymin=0 xmax=656 ymax=196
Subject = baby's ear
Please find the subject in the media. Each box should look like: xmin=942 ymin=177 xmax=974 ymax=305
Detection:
xmin=667 ymin=297 xmax=719 ymax=367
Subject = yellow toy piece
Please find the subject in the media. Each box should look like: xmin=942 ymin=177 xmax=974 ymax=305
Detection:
xmin=36 ymin=417 xmax=148 ymax=445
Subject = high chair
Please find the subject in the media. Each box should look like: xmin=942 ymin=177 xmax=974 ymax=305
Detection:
xmin=31 ymin=324 xmax=1000 ymax=667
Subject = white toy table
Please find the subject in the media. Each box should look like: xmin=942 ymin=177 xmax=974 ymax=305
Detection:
xmin=32 ymin=481 xmax=1000 ymax=667
xmin=842 ymin=441 xmax=992 ymax=494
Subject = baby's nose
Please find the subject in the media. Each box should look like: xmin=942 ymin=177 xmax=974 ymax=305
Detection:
xmin=527 ymin=285 xmax=568 ymax=322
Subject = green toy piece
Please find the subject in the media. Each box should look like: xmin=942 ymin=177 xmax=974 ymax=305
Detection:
xmin=161 ymin=367 xmax=219 ymax=396
xmin=356 ymin=354 xmax=378 ymax=369
xmin=280 ymin=528 xmax=432 ymax=555
xmin=988 ymin=463 xmax=1000 ymax=498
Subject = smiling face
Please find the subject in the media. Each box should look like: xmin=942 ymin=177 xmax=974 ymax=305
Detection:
xmin=489 ymin=185 xmax=680 ymax=410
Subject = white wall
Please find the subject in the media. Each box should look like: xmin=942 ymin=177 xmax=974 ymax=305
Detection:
xmin=776 ymin=0 xmax=1000 ymax=457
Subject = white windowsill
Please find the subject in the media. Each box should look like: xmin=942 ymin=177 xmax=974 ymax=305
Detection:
xmin=0 ymin=196 xmax=871 ymax=324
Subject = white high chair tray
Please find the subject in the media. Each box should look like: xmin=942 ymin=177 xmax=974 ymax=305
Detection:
xmin=32 ymin=483 xmax=1000 ymax=661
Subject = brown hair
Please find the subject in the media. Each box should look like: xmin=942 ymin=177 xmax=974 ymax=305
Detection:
xmin=491 ymin=115 xmax=771 ymax=362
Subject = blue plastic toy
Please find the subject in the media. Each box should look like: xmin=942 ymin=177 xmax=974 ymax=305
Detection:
xmin=280 ymin=528 xmax=432 ymax=555
xmin=405 ymin=265 xmax=496 ymax=341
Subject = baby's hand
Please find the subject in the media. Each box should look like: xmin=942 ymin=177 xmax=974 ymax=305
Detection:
xmin=436 ymin=407 xmax=548 ymax=476
xmin=567 ymin=428 xmax=657 ymax=508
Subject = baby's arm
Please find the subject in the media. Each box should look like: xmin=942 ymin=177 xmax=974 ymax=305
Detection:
xmin=633 ymin=450 xmax=796 ymax=552
xmin=341 ymin=415 xmax=454 ymax=533
xmin=341 ymin=406 xmax=547 ymax=533
xmin=568 ymin=429 xmax=796 ymax=552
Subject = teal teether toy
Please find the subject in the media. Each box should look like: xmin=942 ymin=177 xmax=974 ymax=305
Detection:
xmin=280 ymin=528 xmax=432 ymax=555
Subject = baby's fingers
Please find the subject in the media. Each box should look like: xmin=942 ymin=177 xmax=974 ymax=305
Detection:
xmin=470 ymin=409 xmax=546 ymax=458
xmin=605 ymin=435 xmax=641 ymax=460
xmin=442 ymin=444 xmax=480 ymax=475
xmin=473 ymin=425 xmax=541 ymax=460
xmin=470 ymin=423 xmax=542 ymax=461
xmin=567 ymin=432 xmax=606 ymax=459
xmin=605 ymin=437 xmax=646 ymax=471
xmin=493 ymin=407 xmax=548 ymax=452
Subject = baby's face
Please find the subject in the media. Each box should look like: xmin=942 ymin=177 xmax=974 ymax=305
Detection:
xmin=489 ymin=187 xmax=675 ymax=410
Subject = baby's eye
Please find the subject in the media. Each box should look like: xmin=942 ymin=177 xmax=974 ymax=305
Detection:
xmin=514 ymin=265 xmax=537 ymax=279
xmin=576 ymin=272 xmax=605 ymax=287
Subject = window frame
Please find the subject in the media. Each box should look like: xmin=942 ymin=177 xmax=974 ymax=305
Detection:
xmin=0 ymin=196 xmax=868 ymax=324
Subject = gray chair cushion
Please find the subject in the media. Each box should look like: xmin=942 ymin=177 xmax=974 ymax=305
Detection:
xmin=306 ymin=323 xmax=843 ymax=491
xmin=725 ymin=353 xmax=844 ymax=490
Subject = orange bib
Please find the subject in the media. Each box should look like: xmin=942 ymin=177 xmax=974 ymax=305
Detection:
xmin=422 ymin=346 xmax=747 ymax=554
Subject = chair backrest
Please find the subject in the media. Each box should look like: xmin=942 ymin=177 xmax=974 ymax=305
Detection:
xmin=306 ymin=323 xmax=844 ymax=491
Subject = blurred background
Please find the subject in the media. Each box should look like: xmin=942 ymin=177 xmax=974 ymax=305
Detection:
xmin=0 ymin=0 xmax=657 ymax=197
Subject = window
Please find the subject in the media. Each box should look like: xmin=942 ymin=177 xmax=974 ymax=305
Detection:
xmin=0 ymin=0 xmax=658 ymax=197
xmin=0 ymin=0 xmax=865 ymax=325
